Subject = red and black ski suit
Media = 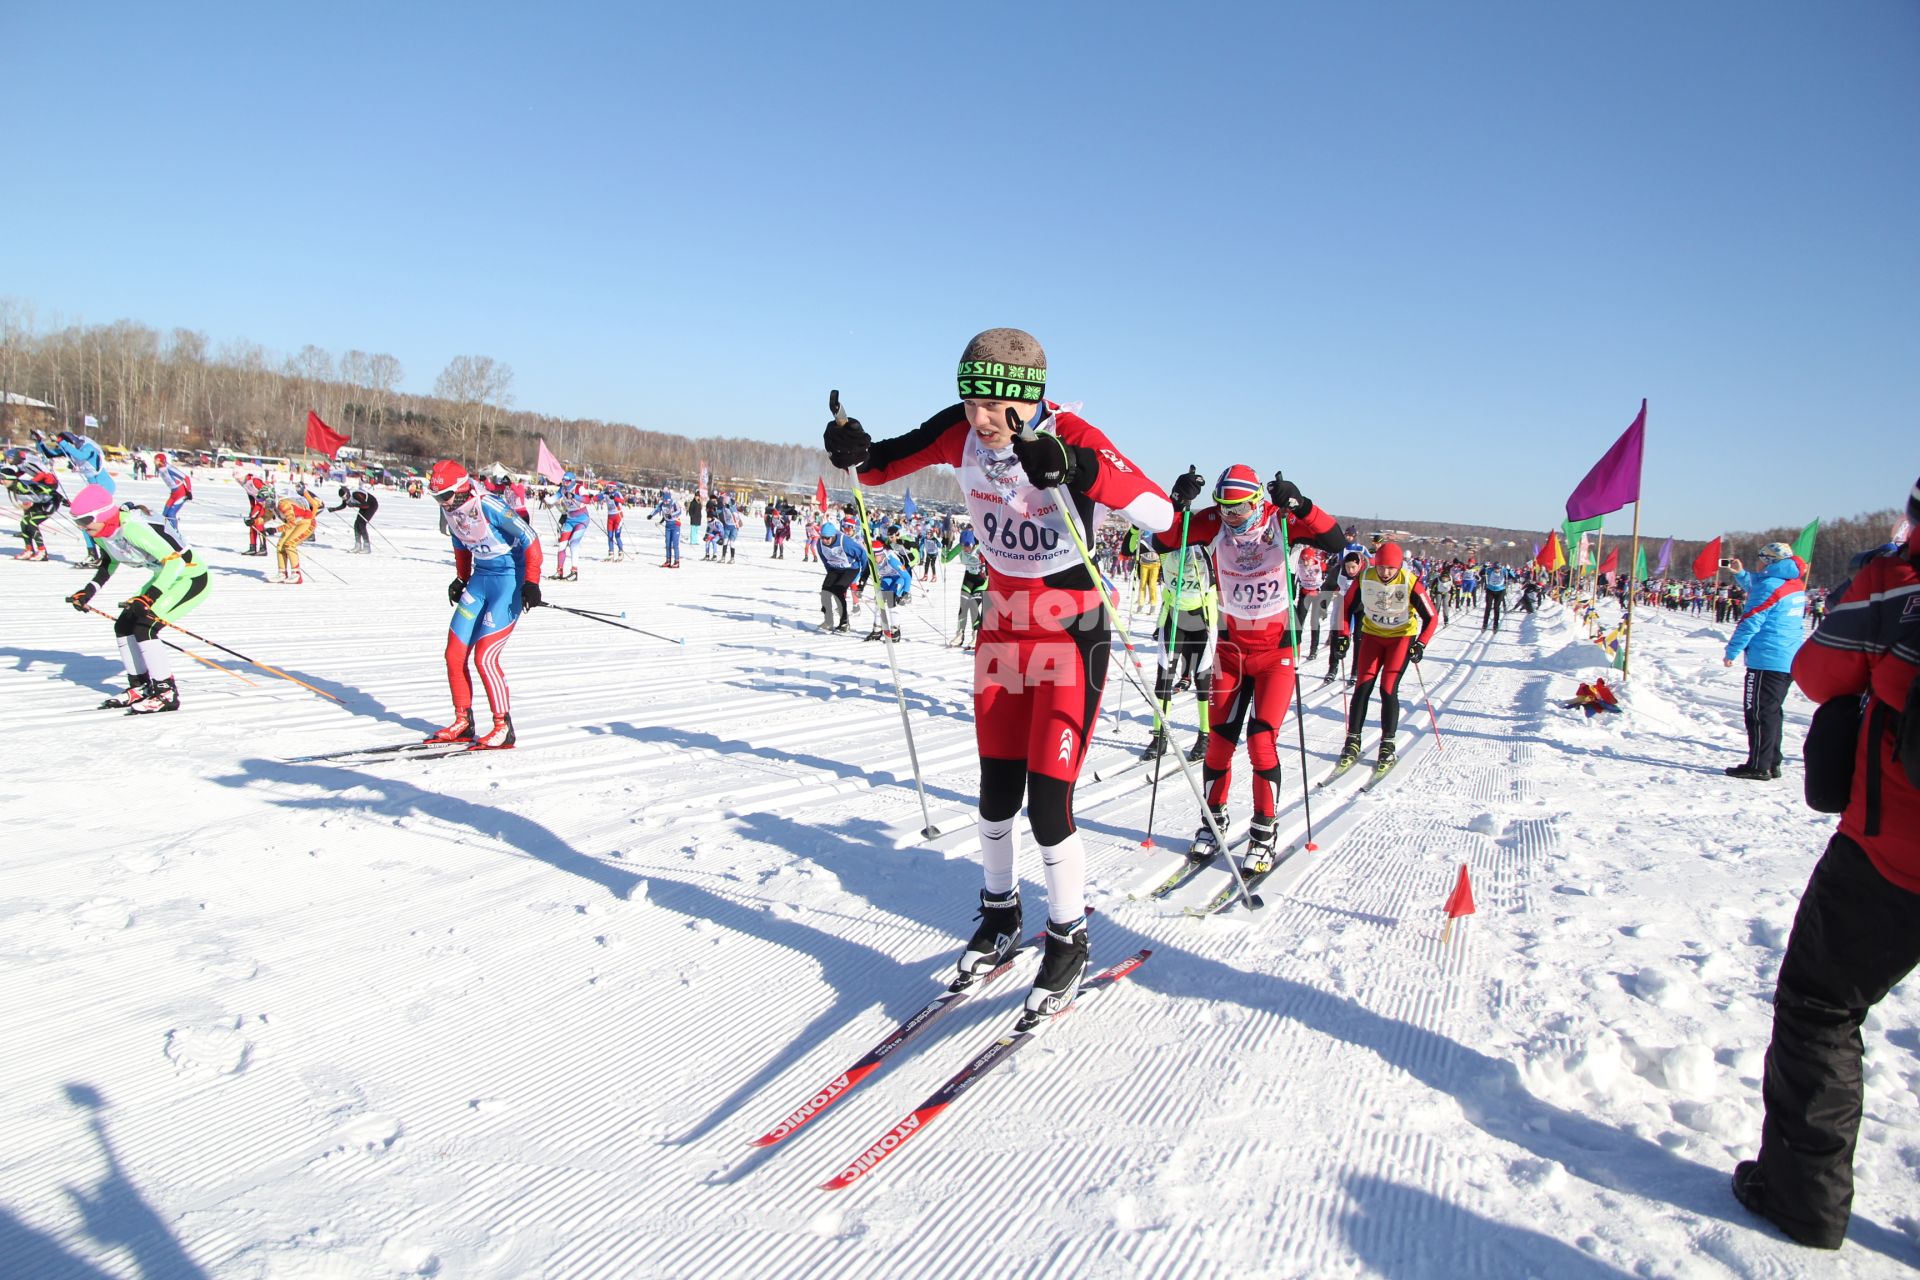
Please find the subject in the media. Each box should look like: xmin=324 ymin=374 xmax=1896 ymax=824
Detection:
xmin=1335 ymin=567 xmax=1439 ymax=748
xmin=1153 ymin=499 xmax=1343 ymax=820
xmin=853 ymin=402 xmax=1171 ymax=922
xmin=1746 ymin=539 xmax=1920 ymax=1247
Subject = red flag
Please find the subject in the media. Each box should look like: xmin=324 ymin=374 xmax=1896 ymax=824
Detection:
xmin=815 ymin=477 xmax=828 ymax=510
xmin=1444 ymin=864 xmax=1477 ymax=919
xmin=1597 ymin=547 xmax=1619 ymax=577
xmin=1535 ymin=530 xmax=1566 ymax=572
xmin=304 ymin=410 xmax=350 ymax=460
xmin=1692 ymin=536 xmax=1723 ymax=580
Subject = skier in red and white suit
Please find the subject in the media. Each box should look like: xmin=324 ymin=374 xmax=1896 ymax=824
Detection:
xmin=824 ymin=328 xmax=1171 ymax=1018
xmin=1152 ymin=464 xmax=1346 ymax=869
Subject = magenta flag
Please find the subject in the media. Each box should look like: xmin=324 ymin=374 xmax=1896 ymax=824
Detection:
xmin=536 ymin=438 xmax=563 ymax=483
xmin=1565 ymin=400 xmax=1646 ymax=522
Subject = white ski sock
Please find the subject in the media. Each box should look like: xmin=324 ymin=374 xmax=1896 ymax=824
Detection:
xmin=978 ymin=813 xmax=1016 ymax=896
xmin=1038 ymin=831 xmax=1087 ymax=923
xmin=117 ymin=635 xmax=147 ymax=677
xmin=137 ymin=637 xmax=172 ymax=682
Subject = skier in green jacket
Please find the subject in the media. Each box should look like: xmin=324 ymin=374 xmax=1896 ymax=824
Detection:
xmin=64 ymin=484 xmax=211 ymax=713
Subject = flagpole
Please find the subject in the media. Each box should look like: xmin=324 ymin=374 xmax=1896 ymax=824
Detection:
xmin=1621 ymin=404 xmax=1647 ymax=678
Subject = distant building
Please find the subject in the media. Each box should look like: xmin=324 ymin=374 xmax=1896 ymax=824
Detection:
xmin=1 ymin=391 xmax=58 ymax=436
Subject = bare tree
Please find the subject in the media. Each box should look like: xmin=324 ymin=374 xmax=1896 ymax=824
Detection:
xmin=433 ymin=354 xmax=514 ymax=465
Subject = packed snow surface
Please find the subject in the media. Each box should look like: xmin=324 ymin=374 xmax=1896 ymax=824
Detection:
xmin=3 ymin=476 xmax=1917 ymax=1278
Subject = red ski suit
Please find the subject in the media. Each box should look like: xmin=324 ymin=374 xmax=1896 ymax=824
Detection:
xmin=1153 ymin=500 xmax=1343 ymax=818
xmin=855 ymin=402 xmax=1171 ymax=844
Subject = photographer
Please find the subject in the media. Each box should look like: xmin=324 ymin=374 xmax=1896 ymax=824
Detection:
xmin=1732 ymin=477 xmax=1920 ymax=1250
xmin=1722 ymin=543 xmax=1808 ymax=779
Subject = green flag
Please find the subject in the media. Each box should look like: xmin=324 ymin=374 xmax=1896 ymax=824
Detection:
xmin=1634 ymin=545 xmax=1648 ymax=582
xmin=1791 ymin=517 xmax=1818 ymax=563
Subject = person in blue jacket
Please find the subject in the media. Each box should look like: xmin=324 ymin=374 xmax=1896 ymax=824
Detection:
xmin=815 ymin=519 xmax=867 ymax=632
xmin=1481 ymin=562 xmax=1509 ymax=632
xmin=649 ymin=489 xmax=684 ymax=567
xmin=1723 ymin=541 xmax=1809 ymax=780
xmin=35 ymin=428 xmax=114 ymax=565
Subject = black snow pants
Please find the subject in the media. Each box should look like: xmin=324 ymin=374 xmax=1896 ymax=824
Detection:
xmin=1742 ymin=668 xmax=1793 ymax=772
xmin=1757 ymin=833 xmax=1920 ymax=1247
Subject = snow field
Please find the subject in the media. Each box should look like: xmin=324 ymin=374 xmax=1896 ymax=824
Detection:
xmin=1 ymin=476 xmax=1916 ymax=1277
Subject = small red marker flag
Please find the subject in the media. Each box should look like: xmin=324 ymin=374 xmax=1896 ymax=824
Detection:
xmin=1442 ymin=863 xmax=1475 ymax=945
xmin=1445 ymin=864 xmax=1476 ymax=917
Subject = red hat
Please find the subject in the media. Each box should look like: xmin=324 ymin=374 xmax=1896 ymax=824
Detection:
xmin=1213 ymin=464 xmax=1262 ymax=506
xmin=1375 ymin=541 xmax=1404 ymax=570
xmin=428 ymin=459 xmax=473 ymax=500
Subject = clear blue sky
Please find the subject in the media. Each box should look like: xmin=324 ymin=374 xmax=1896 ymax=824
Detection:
xmin=5 ymin=1 xmax=1914 ymax=538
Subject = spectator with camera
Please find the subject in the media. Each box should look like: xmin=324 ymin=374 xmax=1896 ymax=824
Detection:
xmin=1731 ymin=476 xmax=1920 ymax=1250
xmin=1722 ymin=542 xmax=1809 ymax=780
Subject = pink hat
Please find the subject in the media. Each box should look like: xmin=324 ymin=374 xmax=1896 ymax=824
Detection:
xmin=70 ymin=484 xmax=120 ymax=535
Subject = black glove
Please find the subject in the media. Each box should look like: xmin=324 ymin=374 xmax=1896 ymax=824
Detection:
xmin=67 ymin=583 xmax=98 ymax=612
xmin=824 ymin=419 xmax=871 ymax=470
xmin=1330 ymin=634 xmax=1351 ymax=661
xmin=1169 ymin=467 xmax=1205 ymax=513
xmin=521 ymin=580 xmax=543 ymax=610
xmin=448 ymin=577 xmax=468 ymax=605
xmin=1408 ymin=639 xmax=1425 ymax=664
xmin=1266 ymin=472 xmax=1307 ymax=514
xmin=1010 ymin=430 xmax=1099 ymax=492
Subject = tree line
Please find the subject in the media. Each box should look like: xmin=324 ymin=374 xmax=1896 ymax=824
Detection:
xmin=0 ymin=301 xmax=954 ymax=501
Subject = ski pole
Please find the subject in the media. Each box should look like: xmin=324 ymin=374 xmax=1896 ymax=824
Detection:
xmin=833 ymin=389 xmax=935 ymax=839
xmin=144 ymin=617 xmax=343 ymax=702
xmin=1142 ymin=497 xmax=1196 ymax=849
xmin=1414 ymin=657 xmax=1443 ymax=751
xmin=543 ymin=602 xmax=684 ymax=644
xmin=1275 ymin=514 xmax=1317 ymax=853
xmin=295 ymin=544 xmax=349 ymax=585
xmin=82 ymin=603 xmax=260 ymax=687
xmin=1011 ymin=411 xmax=1259 ymax=911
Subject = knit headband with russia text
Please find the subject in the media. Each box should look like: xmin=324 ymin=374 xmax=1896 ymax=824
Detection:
xmin=957 ymin=360 xmax=1046 ymax=402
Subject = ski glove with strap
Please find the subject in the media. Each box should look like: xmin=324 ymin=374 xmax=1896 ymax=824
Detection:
xmin=1330 ymin=634 xmax=1351 ymax=660
xmin=67 ymin=583 xmax=97 ymax=612
xmin=1011 ymin=430 xmax=1100 ymax=493
xmin=1169 ymin=467 xmax=1205 ymax=513
xmin=823 ymin=419 xmax=871 ymax=470
xmin=1408 ymin=639 xmax=1425 ymax=664
xmin=521 ymin=581 xmax=543 ymax=609
xmin=1267 ymin=472 xmax=1309 ymax=516
xmin=448 ymin=578 xmax=468 ymax=606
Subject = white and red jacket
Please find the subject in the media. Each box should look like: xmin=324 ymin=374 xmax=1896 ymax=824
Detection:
xmin=1153 ymin=501 xmax=1344 ymax=645
xmin=855 ymin=402 xmax=1170 ymax=610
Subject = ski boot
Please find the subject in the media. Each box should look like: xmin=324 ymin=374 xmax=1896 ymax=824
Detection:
xmin=99 ymin=677 xmax=150 ymax=710
xmin=1370 ymin=741 xmax=1397 ymax=781
xmin=1188 ymin=805 xmax=1230 ymax=860
xmin=956 ymin=888 xmax=1022 ymax=984
xmin=1242 ymin=815 xmax=1280 ymax=875
xmin=127 ymin=676 xmax=179 ymax=714
xmin=1335 ymin=732 xmax=1363 ymax=771
xmin=1023 ymin=916 xmax=1090 ymax=1020
xmin=426 ymin=709 xmax=476 ymax=744
xmin=470 ymin=713 xmax=515 ymax=750
xmin=1186 ymin=733 xmax=1208 ymax=762
xmin=1140 ymin=729 xmax=1167 ymax=761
